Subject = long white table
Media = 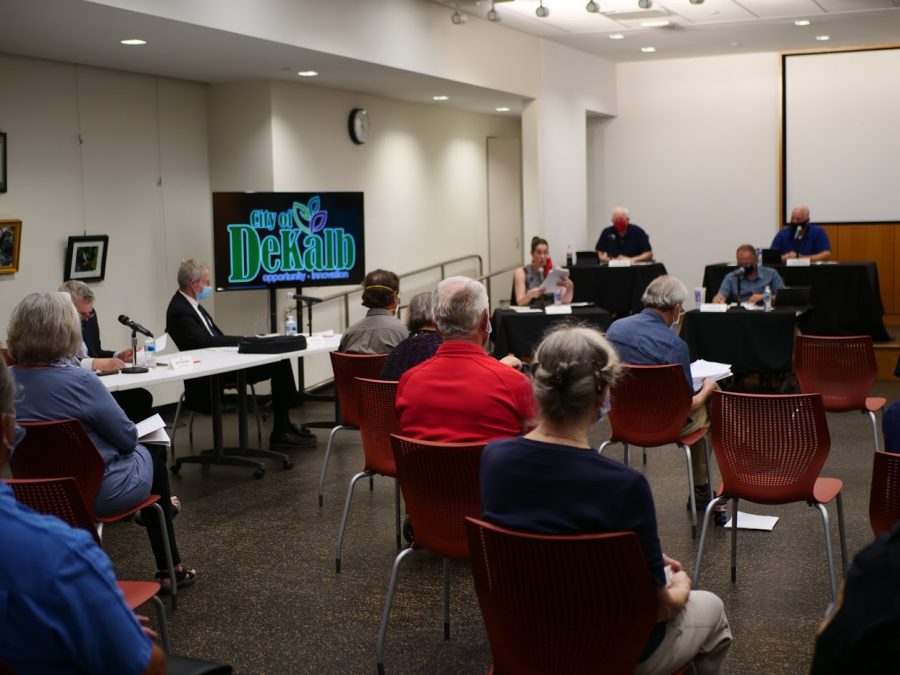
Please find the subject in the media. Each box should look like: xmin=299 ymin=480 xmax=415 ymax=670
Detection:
xmin=101 ymin=334 xmax=341 ymax=478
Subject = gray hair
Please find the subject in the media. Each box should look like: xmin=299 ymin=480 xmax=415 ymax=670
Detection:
xmin=0 ymin=356 xmax=13 ymax=415
xmin=406 ymin=292 xmax=434 ymax=332
xmin=432 ymin=276 xmax=489 ymax=339
xmin=177 ymin=259 xmax=208 ymax=290
xmin=641 ymin=275 xmax=689 ymax=311
xmin=532 ymin=325 xmax=621 ymax=423
xmin=8 ymin=292 xmax=82 ymax=365
xmin=58 ymin=279 xmax=95 ymax=303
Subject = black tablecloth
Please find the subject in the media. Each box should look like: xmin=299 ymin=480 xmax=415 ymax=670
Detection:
xmin=702 ymin=263 xmax=891 ymax=342
xmin=568 ymin=262 xmax=667 ymax=316
xmin=680 ymin=308 xmax=798 ymax=374
xmin=491 ymin=307 xmax=611 ymax=359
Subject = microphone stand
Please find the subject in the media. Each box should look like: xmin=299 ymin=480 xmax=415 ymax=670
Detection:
xmin=120 ymin=329 xmax=148 ymax=374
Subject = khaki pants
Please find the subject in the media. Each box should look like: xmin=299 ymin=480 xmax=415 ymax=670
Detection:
xmin=682 ymin=393 xmax=712 ymax=487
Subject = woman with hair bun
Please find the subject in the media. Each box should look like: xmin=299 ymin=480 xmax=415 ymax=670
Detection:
xmin=512 ymin=237 xmax=574 ymax=307
xmin=480 ymin=325 xmax=732 ymax=675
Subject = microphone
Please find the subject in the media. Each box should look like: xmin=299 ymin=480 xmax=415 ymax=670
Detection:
xmin=287 ymin=292 xmax=323 ymax=304
xmin=118 ymin=314 xmax=154 ymax=338
xmin=794 ymin=224 xmax=805 ymax=241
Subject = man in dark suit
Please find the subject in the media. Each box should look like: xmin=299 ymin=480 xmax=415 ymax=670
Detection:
xmin=165 ymin=259 xmax=315 ymax=450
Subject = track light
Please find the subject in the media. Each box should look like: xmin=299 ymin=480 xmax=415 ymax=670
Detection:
xmin=689 ymin=0 xmax=705 ymax=4
xmin=451 ymin=10 xmax=466 ymax=24
xmin=638 ymin=0 xmax=652 ymax=8
xmin=487 ymin=0 xmax=500 ymax=21
xmin=586 ymin=1 xmax=599 ymax=13
xmin=536 ymin=1 xmax=549 ymax=18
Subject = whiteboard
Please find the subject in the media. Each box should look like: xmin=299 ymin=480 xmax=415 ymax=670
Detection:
xmin=783 ymin=48 xmax=900 ymax=224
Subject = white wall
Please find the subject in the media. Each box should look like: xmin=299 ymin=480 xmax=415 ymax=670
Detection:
xmin=600 ymin=52 xmax=782 ymax=302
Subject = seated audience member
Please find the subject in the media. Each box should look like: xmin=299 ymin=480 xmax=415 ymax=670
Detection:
xmin=0 ymin=357 xmax=166 ymax=675
xmin=712 ymin=244 xmax=785 ymax=305
xmin=338 ymin=269 xmax=408 ymax=354
xmin=770 ymin=205 xmax=831 ymax=262
xmin=513 ymin=237 xmax=574 ymax=307
xmin=165 ymin=259 xmax=315 ymax=450
xmin=481 ymin=325 xmax=732 ymax=674
xmin=8 ymin=292 xmax=194 ymax=589
xmin=59 ymin=279 xmax=153 ymax=422
xmin=396 ymin=276 xmax=535 ymax=443
xmin=882 ymin=401 xmax=900 ymax=453
xmin=605 ymin=275 xmax=725 ymax=526
xmin=595 ymin=206 xmax=653 ymax=263
xmin=380 ymin=291 xmax=442 ymax=381
xmin=810 ymin=523 xmax=900 ymax=674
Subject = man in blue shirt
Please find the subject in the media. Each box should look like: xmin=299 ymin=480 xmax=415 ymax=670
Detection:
xmin=713 ymin=244 xmax=785 ymax=305
xmin=770 ymin=205 xmax=831 ymax=262
xmin=595 ymin=206 xmax=654 ymax=263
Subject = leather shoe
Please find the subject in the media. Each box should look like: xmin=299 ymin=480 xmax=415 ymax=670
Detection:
xmin=270 ymin=428 xmax=317 ymax=450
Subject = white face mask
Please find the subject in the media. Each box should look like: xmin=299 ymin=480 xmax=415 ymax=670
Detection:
xmin=670 ymin=305 xmax=681 ymax=330
xmin=597 ymin=392 xmax=611 ymax=422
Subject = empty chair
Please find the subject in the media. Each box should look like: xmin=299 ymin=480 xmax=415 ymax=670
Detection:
xmin=334 ymin=378 xmax=401 ymax=572
xmin=869 ymin=451 xmax=900 ymax=536
xmin=376 ymin=435 xmax=484 ymax=675
xmin=317 ymin=351 xmax=387 ymax=506
xmin=794 ymin=334 xmax=886 ymax=452
xmin=693 ymin=391 xmax=848 ymax=601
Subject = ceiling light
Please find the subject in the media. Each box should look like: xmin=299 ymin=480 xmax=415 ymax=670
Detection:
xmin=496 ymin=107 xmax=510 ymax=112
xmin=609 ymin=34 xmax=625 ymax=40
xmin=586 ymin=1 xmax=599 ymax=12
xmin=794 ymin=20 xmax=810 ymax=26
xmin=641 ymin=19 xmax=670 ymax=27
xmin=451 ymin=10 xmax=466 ymax=25
xmin=536 ymin=2 xmax=549 ymax=18
xmin=641 ymin=46 xmax=656 ymax=53
xmin=120 ymin=38 xmax=146 ymax=45
xmin=433 ymin=95 xmax=449 ymax=101
xmin=816 ymin=35 xmax=830 ymax=41
xmin=638 ymin=0 xmax=652 ymax=9
xmin=689 ymin=0 xmax=704 ymax=4
xmin=297 ymin=70 xmax=318 ymax=77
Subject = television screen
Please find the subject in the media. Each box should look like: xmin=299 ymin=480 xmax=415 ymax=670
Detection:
xmin=212 ymin=191 xmax=365 ymax=290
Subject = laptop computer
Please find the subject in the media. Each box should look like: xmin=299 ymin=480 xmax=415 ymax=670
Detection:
xmin=761 ymin=249 xmax=782 ymax=266
xmin=774 ymin=285 xmax=811 ymax=308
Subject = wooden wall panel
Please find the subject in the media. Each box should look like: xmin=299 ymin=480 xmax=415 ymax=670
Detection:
xmin=821 ymin=225 xmax=840 ymax=261
xmin=833 ymin=224 xmax=895 ymax=314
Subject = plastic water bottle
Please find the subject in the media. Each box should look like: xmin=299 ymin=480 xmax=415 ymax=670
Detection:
xmin=554 ymin=288 xmax=562 ymax=305
xmin=566 ymin=243 xmax=574 ymax=268
xmin=144 ymin=339 xmax=157 ymax=367
xmin=284 ymin=309 xmax=298 ymax=336
xmin=763 ymin=285 xmax=772 ymax=312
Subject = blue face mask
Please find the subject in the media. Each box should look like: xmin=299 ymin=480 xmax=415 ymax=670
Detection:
xmin=197 ymin=286 xmax=212 ymax=301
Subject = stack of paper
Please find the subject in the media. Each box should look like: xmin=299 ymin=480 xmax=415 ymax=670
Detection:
xmin=690 ymin=359 xmax=732 ymax=390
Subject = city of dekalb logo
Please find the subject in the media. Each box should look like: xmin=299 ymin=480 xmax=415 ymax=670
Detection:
xmin=227 ymin=196 xmax=357 ymax=283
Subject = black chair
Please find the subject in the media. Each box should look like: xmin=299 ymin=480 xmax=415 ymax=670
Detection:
xmin=574 ymin=250 xmax=599 ymax=266
xmin=774 ymin=285 xmax=811 ymax=308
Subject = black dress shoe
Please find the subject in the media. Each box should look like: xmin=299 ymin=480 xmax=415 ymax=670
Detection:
xmin=270 ymin=428 xmax=317 ymax=450
xmin=287 ymin=423 xmax=317 ymax=441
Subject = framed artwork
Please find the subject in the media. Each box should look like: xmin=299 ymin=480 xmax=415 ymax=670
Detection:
xmin=0 ymin=219 xmax=21 ymax=274
xmin=0 ymin=131 xmax=6 ymax=192
xmin=64 ymin=235 xmax=109 ymax=282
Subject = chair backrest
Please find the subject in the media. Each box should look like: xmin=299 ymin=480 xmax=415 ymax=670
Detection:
xmin=574 ymin=250 xmax=597 ymax=266
xmin=465 ymin=517 xmax=658 ymax=675
xmin=4 ymin=477 xmax=102 ymax=547
xmin=607 ymin=364 xmax=692 ymax=447
xmin=389 ymin=434 xmax=484 ymax=559
xmin=869 ymin=451 xmax=900 ymax=536
xmin=773 ymin=285 xmax=811 ymax=308
xmin=356 ymin=378 xmax=400 ymax=476
xmin=329 ymin=352 xmax=388 ymax=427
xmin=9 ymin=420 xmax=106 ymax=513
xmin=712 ymin=390 xmax=831 ymax=503
xmin=794 ymin=335 xmax=877 ymax=411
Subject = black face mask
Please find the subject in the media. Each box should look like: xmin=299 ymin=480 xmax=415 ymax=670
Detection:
xmin=742 ymin=263 xmax=756 ymax=275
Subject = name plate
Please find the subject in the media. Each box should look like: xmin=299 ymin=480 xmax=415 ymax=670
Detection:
xmin=700 ymin=303 xmax=728 ymax=312
xmin=786 ymin=258 xmax=811 ymax=266
xmin=544 ymin=304 xmax=572 ymax=315
xmin=168 ymin=355 xmax=195 ymax=372
xmin=608 ymin=259 xmax=632 ymax=267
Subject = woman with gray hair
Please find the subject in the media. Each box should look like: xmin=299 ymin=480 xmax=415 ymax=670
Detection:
xmin=480 ymin=325 xmax=731 ymax=674
xmin=380 ymin=291 xmax=443 ymax=381
xmin=8 ymin=292 xmax=195 ymax=590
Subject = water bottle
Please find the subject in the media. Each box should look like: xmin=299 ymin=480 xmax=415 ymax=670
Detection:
xmin=144 ymin=339 xmax=157 ymax=367
xmin=763 ymin=285 xmax=772 ymax=312
xmin=284 ymin=309 xmax=298 ymax=336
xmin=566 ymin=243 xmax=574 ymax=268
xmin=554 ymin=288 xmax=562 ymax=305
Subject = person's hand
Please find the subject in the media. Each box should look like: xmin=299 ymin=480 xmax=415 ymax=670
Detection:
xmin=499 ymin=354 xmax=523 ymax=370
xmin=712 ymin=294 xmax=726 ymax=304
xmin=115 ymin=347 xmax=134 ymax=362
xmin=662 ymin=553 xmax=683 ymax=574
xmin=782 ymin=251 xmax=797 ymax=261
xmin=136 ymin=614 xmax=158 ymax=641
xmin=93 ymin=357 xmax=126 ymax=373
xmin=747 ymin=293 xmax=764 ymax=305
xmin=557 ymin=276 xmax=573 ymax=290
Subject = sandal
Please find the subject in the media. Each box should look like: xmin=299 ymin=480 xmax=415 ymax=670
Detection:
xmin=156 ymin=565 xmax=197 ymax=593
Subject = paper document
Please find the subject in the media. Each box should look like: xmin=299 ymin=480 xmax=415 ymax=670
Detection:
xmin=151 ymin=333 xmax=168 ymax=352
xmin=608 ymin=259 xmax=631 ymax=267
xmin=544 ymin=304 xmax=572 ymax=315
xmin=786 ymin=258 xmax=811 ymax=267
xmin=509 ymin=306 xmax=542 ymax=313
xmin=690 ymin=359 xmax=732 ymax=390
xmin=699 ymin=303 xmax=728 ymax=313
xmin=538 ymin=268 xmax=570 ymax=293
xmin=136 ymin=413 xmax=171 ymax=446
xmin=724 ymin=511 xmax=779 ymax=531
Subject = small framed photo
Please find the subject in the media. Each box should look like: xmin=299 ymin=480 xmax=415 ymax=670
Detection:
xmin=0 ymin=131 xmax=6 ymax=193
xmin=0 ymin=219 xmax=22 ymax=274
xmin=64 ymin=235 xmax=109 ymax=282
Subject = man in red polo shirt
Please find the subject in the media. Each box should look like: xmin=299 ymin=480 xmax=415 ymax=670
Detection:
xmin=396 ymin=276 xmax=535 ymax=443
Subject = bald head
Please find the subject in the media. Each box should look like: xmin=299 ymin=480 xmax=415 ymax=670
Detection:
xmin=790 ymin=206 xmax=810 ymax=225
xmin=611 ymin=207 xmax=629 ymax=223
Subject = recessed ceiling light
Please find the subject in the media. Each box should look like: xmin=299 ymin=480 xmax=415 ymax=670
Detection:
xmin=641 ymin=47 xmax=656 ymax=53
xmin=794 ymin=20 xmax=811 ymax=27
xmin=641 ymin=19 xmax=670 ymax=28
xmin=120 ymin=38 xmax=146 ymax=46
xmin=816 ymin=35 xmax=831 ymax=41
xmin=609 ymin=34 xmax=625 ymax=40
xmin=433 ymin=95 xmax=449 ymax=101
xmin=496 ymin=107 xmax=510 ymax=112
xmin=297 ymin=70 xmax=318 ymax=77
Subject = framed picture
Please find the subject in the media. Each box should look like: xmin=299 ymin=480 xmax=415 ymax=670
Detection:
xmin=0 ymin=219 xmax=21 ymax=274
xmin=0 ymin=131 xmax=6 ymax=192
xmin=64 ymin=235 xmax=109 ymax=282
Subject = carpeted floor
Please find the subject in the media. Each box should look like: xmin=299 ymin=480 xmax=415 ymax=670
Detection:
xmin=100 ymin=379 xmax=900 ymax=675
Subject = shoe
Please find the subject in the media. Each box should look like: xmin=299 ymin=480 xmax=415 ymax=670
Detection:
xmin=156 ymin=565 xmax=197 ymax=594
xmin=685 ymin=483 xmax=712 ymax=511
xmin=403 ymin=516 xmax=414 ymax=544
xmin=270 ymin=428 xmax=317 ymax=450
xmin=135 ymin=496 xmax=182 ymax=527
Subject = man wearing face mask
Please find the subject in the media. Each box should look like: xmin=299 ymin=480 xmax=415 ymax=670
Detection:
xmin=595 ymin=206 xmax=654 ymax=263
xmin=712 ymin=245 xmax=785 ymax=305
xmin=606 ymin=275 xmax=725 ymax=526
xmin=165 ymin=259 xmax=315 ymax=450
xmin=770 ymin=205 xmax=831 ymax=262
xmin=396 ymin=276 xmax=535 ymax=444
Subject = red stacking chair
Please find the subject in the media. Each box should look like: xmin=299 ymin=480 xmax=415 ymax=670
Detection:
xmin=693 ymin=391 xmax=848 ymax=601
xmin=317 ymin=352 xmax=388 ymax=506
xmin=599 ymin=364 xmax=711 ymax=537
xmin=465 ymin=517 xmax=662 ymax=675
xmin=869 ymin=451 xmax=900 ymax=536
xmin=794 ymin=335 xmax=887 ymax=452
xmin=334 ymin=378 xmax=401 ymax=573
xmin=9 ymin=419 xmax=177 ymax=605
xmin=375 ymin=435 xmax=484 ymax=675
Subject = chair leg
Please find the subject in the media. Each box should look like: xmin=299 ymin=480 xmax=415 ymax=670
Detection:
xmin=188 ymin=412 xmax=195 ymax=449
xmin=318 ymin=425 xmax=347 ymax=507
xmin=642 ymin=447 xmax=647 ymax=465
xmin=814 ymin=503 xmax=839 ymax=601
xmin=836 ymin=492 xmax=848 ymax=577
xmin=151 ymin=594 xmax=173 ymax=654
xmin=335 ymin=470 xmax=371 ymax=573
xmin=442 ymin=557 xmax=451 ymax=641
xmin=730 ymin=498 xmax=739 ymax=583
xmin=597 ymin=440 xmax=615 ymax=456
xmin=394 ymin=479 xmax=401 ymax=550
xmin=376 ymin=546 xmax=416 ymax=675
xmin=867 ymin=410 xmax=879 ymax=453
xmin=370 ymin=475 xmax=374 ymax=492
xmin=682 ymin=443 xmax=697 ymax=538
xmin=692 ymin=498 xmax=720 ymax=587
xmin=704 ymin=436 xmax=714 ymax=487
